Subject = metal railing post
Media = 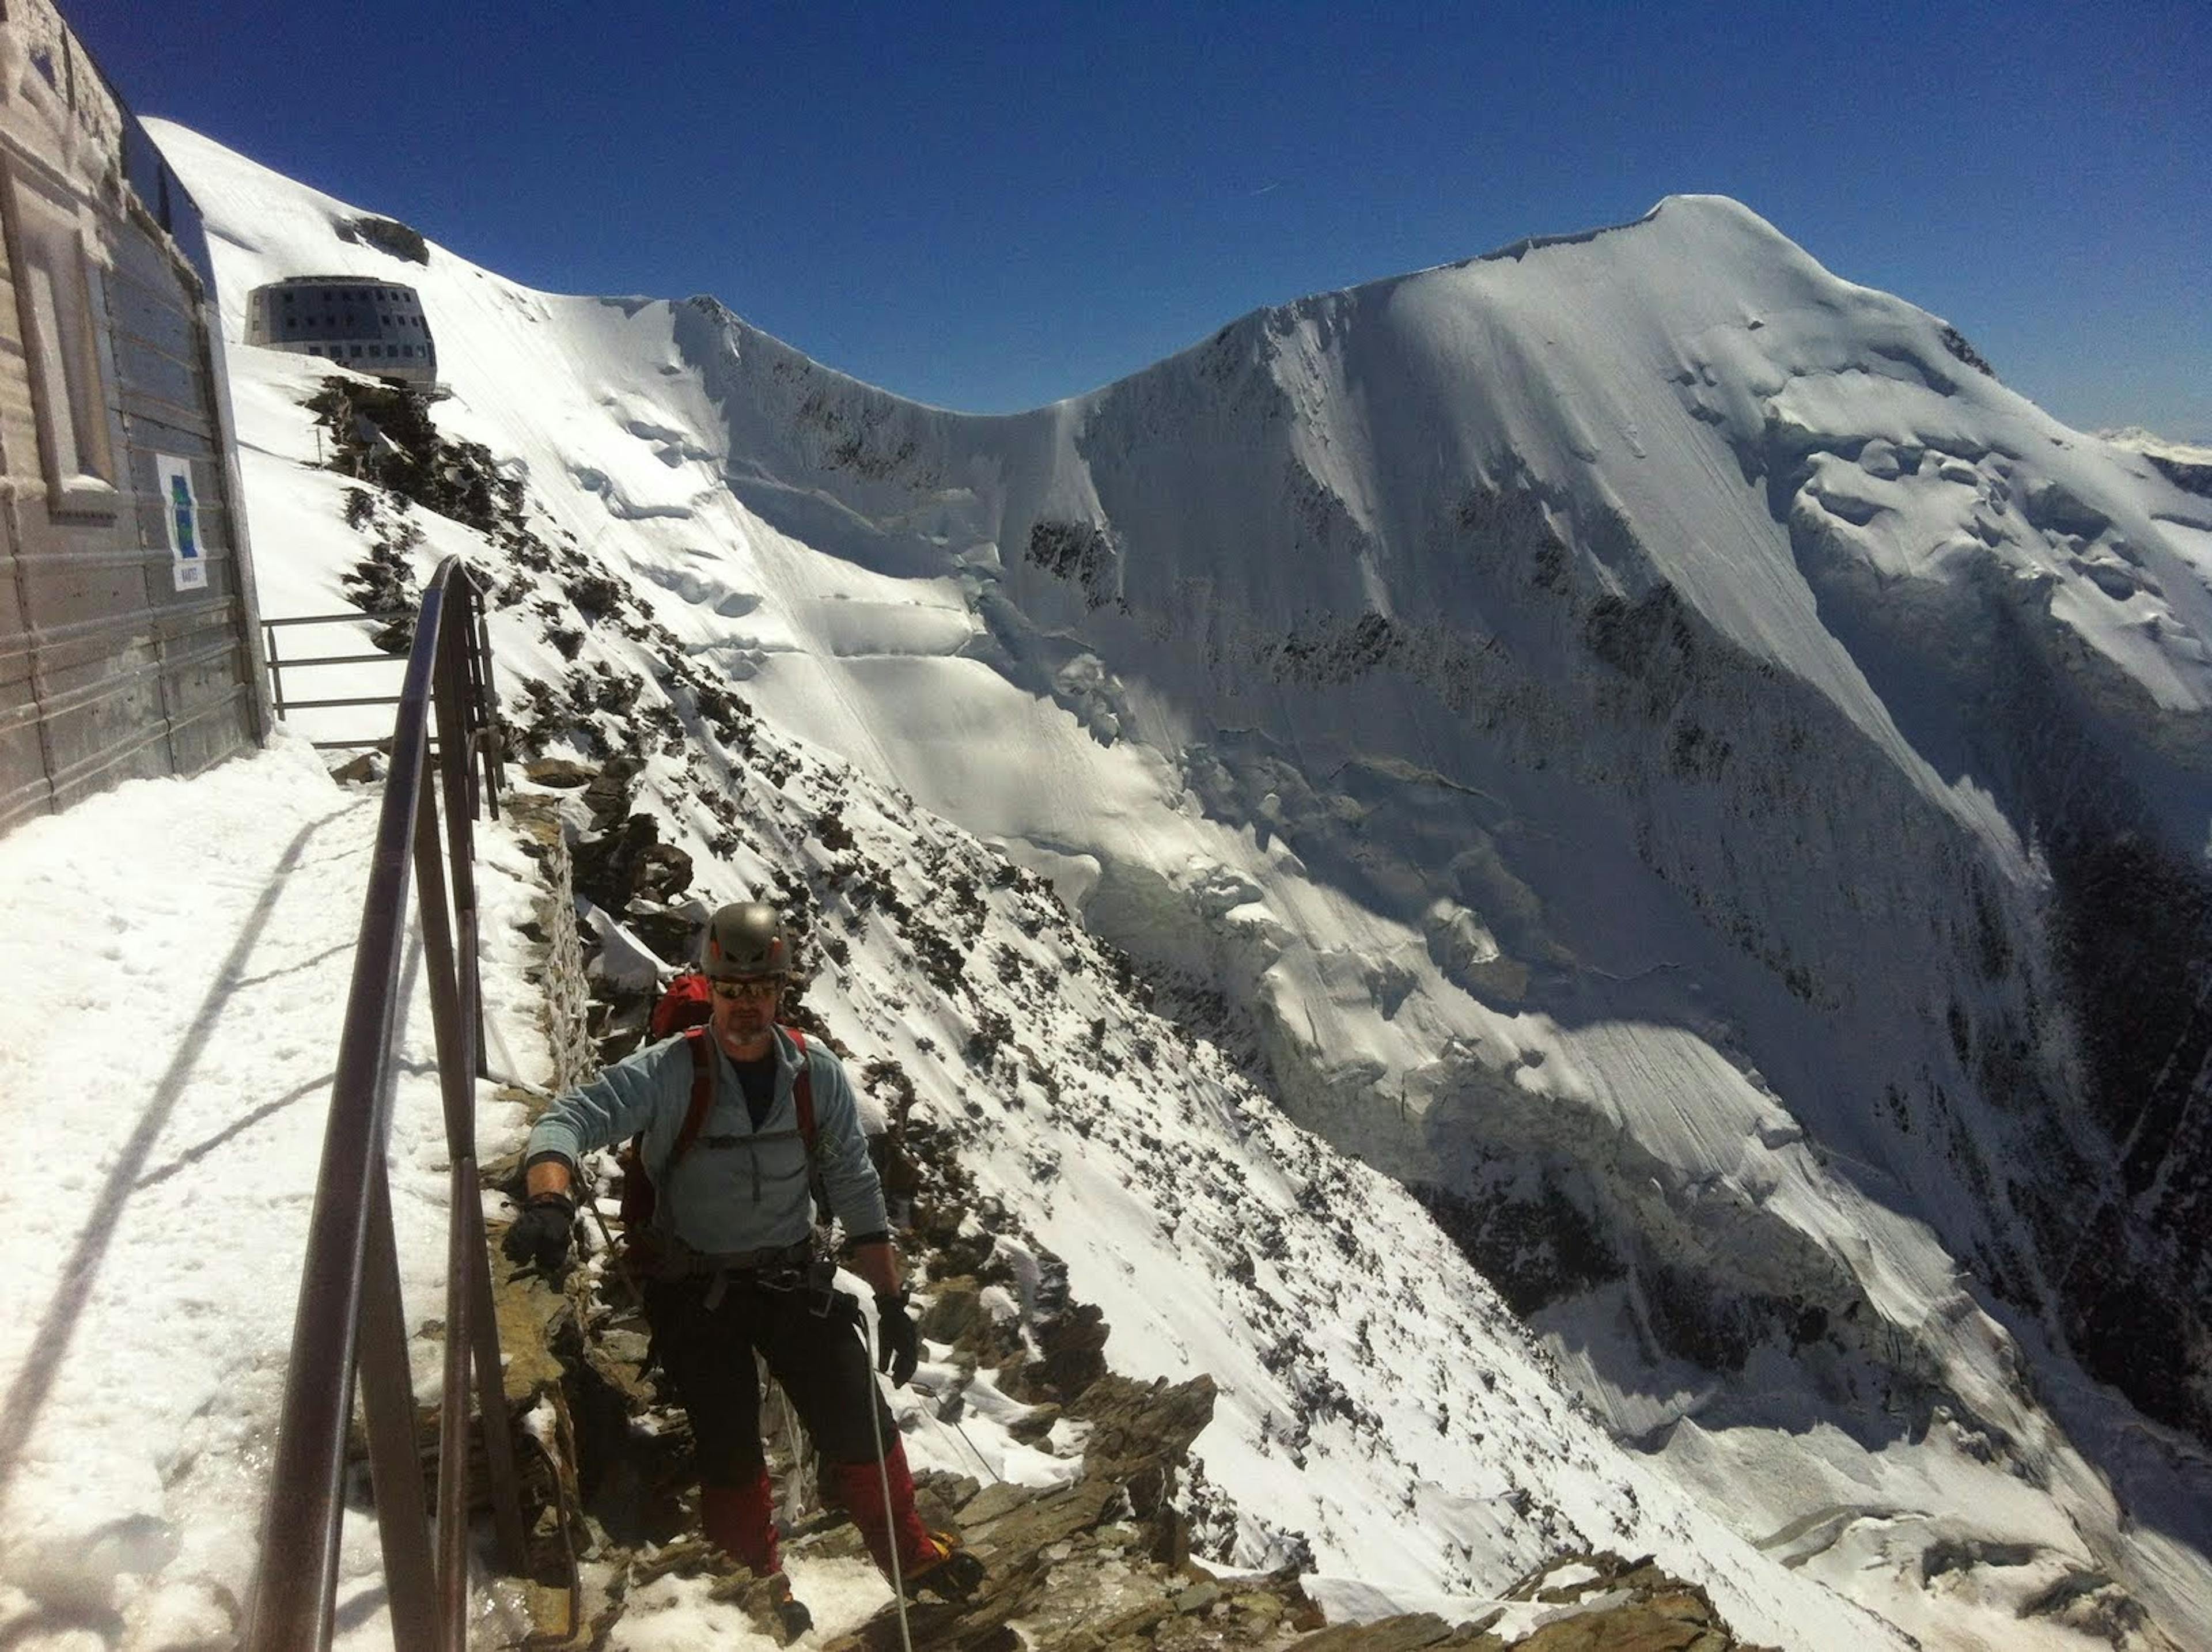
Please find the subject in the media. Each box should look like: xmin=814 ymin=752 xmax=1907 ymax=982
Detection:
xmin=244 ymin=560 xmax=521 ymax=1651
xmin=361 ymin=1162 xmax=441 ymax=1652
xmin=435 ymin=1157 xmax=475 ymax=1648
xmin=473 ymin=604 xmax=505 ymax=813
xmin=411 ymin=726 xmax=527 ymax=1574
xmin=434 ymin=618 xmax=485 ymax=1104
xmin=463 ymin=1173 xmax=526 ymax=1566
xmin=243 ymin=583 xmax=445 ymax=1652
xmin=255 ymin=609 xmax=417 ymax=749
xmin=264 ymin=620 xmax=286 ymax=721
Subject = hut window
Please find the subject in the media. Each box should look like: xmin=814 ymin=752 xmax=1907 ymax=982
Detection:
xmin=5 ymin=169 xmax=116 ymax=507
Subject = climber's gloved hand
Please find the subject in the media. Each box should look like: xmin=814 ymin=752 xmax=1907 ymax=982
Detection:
xmin=502 ymin=1191 xmax=575 ymax=1271
xmin=874 ymin=1290 xmax=919 ymax=1386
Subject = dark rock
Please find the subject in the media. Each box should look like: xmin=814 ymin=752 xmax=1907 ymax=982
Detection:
xmin=2145 ymin=452 xmax=2212 ymax=499
xmin=914 ymin=1200 xmax=997 ymax=1278
xmin=1289 ymin=1613 xmax=1458 ymax=1651
xmin=1028 ymin=1301 xmax=1111 ymax=1401
xmin=329 ymin=750 xmax=384 ymax=785
xmin=956 ymin=1480 xmax=1040 ymax=1528
xmin=1067 ymin=1374 xmax=1216 ymax=1486
xmin=524 ymin=757 xmax=596 ymax=788
xmin=582 ymin=756 xmax=644 ymax=831
xmin=634 ymin=840 xmax=694 ymax=904
xmin=626 ymin=904 xmax=703 ymax=967
xmin=573 ymin=812 xmax=661 ymax=913
xmin=919 ymin=1279 xmax=984 ymax=1344
xmin=959 ymin=1477 xmax=1117 ymax=1564
xmin=1173 ymin=1581 xmax=1221 ymax=1614
xmin=1004 ymin=1402 xmax=1061 ymax=1443
xmin=1406 ymin=1175 xmax=1620 ymax=1318
xmin=335 ymin=214 xmax=430 ymax=264
xmin=914 ymin=1471 xmax=980 ymax=1532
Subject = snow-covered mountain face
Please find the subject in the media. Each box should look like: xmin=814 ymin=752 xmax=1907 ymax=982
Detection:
xmin=693 ymin=205 xmax=2212 ymax=1458
xmin=150 ymin=118 xmax=2212 ymax=1650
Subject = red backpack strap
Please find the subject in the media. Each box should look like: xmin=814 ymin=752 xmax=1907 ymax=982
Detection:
xmin=785 ymin=1026 xmax=817 ymax=1154
xmin=671 ymin=1026 xmax=717 ymax=1168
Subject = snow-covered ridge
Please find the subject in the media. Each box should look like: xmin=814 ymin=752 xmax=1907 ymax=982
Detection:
xmin=653 ymin=169 xmax=2212 ymax=1457
xmin=143 ymin=116 xmax=2212 ymax=1650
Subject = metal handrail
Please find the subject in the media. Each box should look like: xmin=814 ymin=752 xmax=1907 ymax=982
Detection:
xmin=243 ymin=556 xmax=525 ymax=1652
xmin=262 ymin=609 xmax=413 ymax=749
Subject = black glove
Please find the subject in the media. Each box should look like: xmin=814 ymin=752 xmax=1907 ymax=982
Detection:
xmin=874 ymin=1291 xmax=919 ymax=1386
xmin=502 ymin=1191 xmax=575 ymax=1270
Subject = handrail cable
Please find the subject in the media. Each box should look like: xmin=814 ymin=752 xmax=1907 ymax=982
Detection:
xmin=242 ymin=556 xmax=524 ymax=1652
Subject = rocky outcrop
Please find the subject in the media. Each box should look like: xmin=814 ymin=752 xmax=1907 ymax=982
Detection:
xmin=819 ymin=1527 xmax=1772 ymax=1651
xmin=482 ymin=1092 xmax=1775 ymax=1651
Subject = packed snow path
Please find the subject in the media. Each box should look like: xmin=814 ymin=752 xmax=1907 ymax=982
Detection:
xmin=0 ymin=739 xmax=548 ymax=1647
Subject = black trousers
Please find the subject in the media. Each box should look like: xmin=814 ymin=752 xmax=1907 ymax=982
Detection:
xmin=644 ymin=1275 xmax=896 ymax=1487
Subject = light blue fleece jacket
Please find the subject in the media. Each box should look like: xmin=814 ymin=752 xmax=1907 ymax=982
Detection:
xmin=524 ymin=1025 xmax=886 ymax=1253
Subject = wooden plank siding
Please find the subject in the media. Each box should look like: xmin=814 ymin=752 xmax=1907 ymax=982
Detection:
xmin=0 ymin=0 xmax=268 ymax=837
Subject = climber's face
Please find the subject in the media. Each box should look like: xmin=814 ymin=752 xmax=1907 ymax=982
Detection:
xmin=710 ymin=973 xmax=782 ymax=1057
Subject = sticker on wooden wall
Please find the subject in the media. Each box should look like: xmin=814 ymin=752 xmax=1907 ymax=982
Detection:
xmin=157 ymin=454 xmax=206 ymax=591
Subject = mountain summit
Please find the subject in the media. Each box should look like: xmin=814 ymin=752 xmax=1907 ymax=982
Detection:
xmin=145 ymin=117 xmax=2212 ymax=1650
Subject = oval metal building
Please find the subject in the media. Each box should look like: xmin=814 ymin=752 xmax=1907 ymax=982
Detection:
xmin=245 ymin=275 xmax=437 ymax=382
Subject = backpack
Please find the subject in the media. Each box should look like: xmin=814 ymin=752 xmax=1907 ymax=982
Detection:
xmin=616 ymin=1024 xmax=817 ymax=1263
xmin=649 ymin=969 xmax=714 ymax=1039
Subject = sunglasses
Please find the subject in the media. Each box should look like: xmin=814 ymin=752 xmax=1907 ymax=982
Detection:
xmin=710 ymin=976 xmax=785 ymax=1001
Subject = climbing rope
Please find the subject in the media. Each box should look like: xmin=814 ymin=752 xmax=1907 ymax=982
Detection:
xmin=910 ymin=1378 xmax=1003 ymax=1486
xmin=859 ymin=1305 xmax=917 ymax=1652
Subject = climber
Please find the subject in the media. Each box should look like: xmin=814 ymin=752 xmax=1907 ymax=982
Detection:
xmin=502 ymin=900 xmax=983 ymax=1637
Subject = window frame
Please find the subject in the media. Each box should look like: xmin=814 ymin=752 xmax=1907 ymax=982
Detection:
xmin=1 ymin=158 xmax=119 ymax=516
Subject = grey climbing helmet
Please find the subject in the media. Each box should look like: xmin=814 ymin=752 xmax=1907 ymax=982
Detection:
xmin=702 ymin=901 xmax=795 ymax=980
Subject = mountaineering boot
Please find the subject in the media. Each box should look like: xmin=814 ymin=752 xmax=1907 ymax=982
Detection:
xmin=902 ymin=1529 xmax=986 ymax=1603
xmin=829 ymin=1438 xmax=982 ymax=1598
xmin=766 ymin=1573 xmax=815 ymax=1644
xmin=700 ymin=1471 xmax=781 ymax=1576
xmin=704 ymin=1477 xmax=811 ymax=1639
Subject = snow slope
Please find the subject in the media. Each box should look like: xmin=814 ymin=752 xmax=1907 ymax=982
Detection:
xmin=134 ymin=118 xmax=2212 ymax=1650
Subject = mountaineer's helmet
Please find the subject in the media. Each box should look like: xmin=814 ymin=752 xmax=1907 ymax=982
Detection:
xmin=702 ymin=901 xmax=795 ymax=980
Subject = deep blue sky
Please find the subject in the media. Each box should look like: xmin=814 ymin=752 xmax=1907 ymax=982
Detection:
xmin=75 ymin=1 xmax=2210 ymax=436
